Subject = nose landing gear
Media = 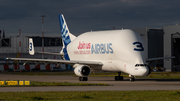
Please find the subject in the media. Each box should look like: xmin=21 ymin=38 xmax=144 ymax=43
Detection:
xmin=129 ymin=75 xmax=135 ymax=82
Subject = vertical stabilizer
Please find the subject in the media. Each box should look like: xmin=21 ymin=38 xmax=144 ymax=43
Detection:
xmin=59 ymin=14 xmax=76 ymax=60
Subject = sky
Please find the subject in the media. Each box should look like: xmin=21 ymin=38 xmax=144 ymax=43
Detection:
xmin=1 ymin=0 xmax=180 ymax=37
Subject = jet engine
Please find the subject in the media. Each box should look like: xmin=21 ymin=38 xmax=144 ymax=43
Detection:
xmin=74 ymin=65 xmax=91 ymax=77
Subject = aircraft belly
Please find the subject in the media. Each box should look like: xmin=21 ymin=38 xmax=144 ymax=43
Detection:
xmin=101 ymin=60 xmax=119 ymax=71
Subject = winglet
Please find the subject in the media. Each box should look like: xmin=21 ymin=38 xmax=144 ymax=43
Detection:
xmin=29 ymin=38 xmax=35 ymax=55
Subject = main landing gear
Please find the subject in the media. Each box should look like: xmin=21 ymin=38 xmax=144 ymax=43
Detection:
xmin=79 ymin=77 xmax=88 ymax=81
xmin=114 ymin=72 xmax=135 ymax=82
xmin=115 ymin=72 xmax=124 ymax=81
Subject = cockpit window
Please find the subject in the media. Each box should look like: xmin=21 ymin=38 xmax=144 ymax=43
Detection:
xmin=135 ymin=64 xmax=147 ymax=67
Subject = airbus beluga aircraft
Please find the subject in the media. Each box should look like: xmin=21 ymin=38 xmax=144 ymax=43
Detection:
xmin=6 ymin=14 xmax=174 ymax=82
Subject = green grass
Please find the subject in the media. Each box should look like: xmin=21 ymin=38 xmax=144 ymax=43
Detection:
xmin=0 ymin=91 xmax=180 ymax=101
xmin=137 ymin=72 xmax=180 ymax=79
xmin=0 ymin=81 xmax=109 ymax=87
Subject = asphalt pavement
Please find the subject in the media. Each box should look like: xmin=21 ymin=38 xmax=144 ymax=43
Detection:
xmin=0 ymin=74 xmax=180 ymax=92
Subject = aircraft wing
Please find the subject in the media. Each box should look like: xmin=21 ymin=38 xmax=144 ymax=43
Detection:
xmin=5 ymin=57 xmax=103 ymax=67
xmin=146 ymin=56 xmax=175 ymax=62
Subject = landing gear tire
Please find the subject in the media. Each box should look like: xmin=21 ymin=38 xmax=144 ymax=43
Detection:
xmin=115 ymin=76 xmax=124 ymax=81
xmin=130 ymin=77 xmax=135 ymax=82
xmin=79 ymin=77 xmax=88 ymax=81
xmin=115 ymin=72 xmax=124 ymax=81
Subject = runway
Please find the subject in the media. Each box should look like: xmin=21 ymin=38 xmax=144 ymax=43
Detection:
xmin=0 ymin=74 xmax=180 ymax=92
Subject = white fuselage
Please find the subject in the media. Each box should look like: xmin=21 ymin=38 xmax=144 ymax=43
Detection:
xmin=67 ymin=29 xmax=149 ymax=76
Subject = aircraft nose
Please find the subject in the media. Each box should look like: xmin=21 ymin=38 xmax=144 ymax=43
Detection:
xmin=140 ymin=66 xmax=149 ymax=76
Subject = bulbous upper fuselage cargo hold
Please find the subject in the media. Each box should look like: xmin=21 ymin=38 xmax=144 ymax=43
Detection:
xmin=67 ymin=29 xmax=149 ymax=77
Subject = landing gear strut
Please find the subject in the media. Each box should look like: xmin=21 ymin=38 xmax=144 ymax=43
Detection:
xmin=79 ymin=77 xmax=88 ymax=81
xmin=115 ymin=72 xmax=124 ymax=81
xmin=130 ymin=75 xmax=135 ymax=82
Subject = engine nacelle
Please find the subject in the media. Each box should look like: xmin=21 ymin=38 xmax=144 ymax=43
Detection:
xmin=74 ymin=64 xmax=91 ymax=77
